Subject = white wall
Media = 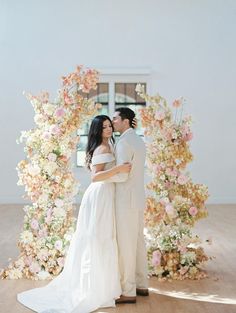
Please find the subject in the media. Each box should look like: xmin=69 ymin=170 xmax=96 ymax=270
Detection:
xmin=0 ymin=0 xmax=235 ymax=204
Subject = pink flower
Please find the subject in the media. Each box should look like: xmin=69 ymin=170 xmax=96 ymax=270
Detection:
xmin=24 ymin=256 xmax=33 ymax=266
xmin=165 ymin=204 xmax=178 ymax=218
xmin=179 ymin=266 xmax=189 ymax=275
xmin=189 ymin=206 xmax=198 ymax=216
xmin=30 ymin=219 xmax=39 ymax=230
xmin=165 ymin=182 xmax=172 ymax=188
xmin=173 ymin=99 xmax=182 ymax=108
xmin=45 ymin=215 xmax=52 ymax=224
xmin=55 ymin=198 xmax=64 ymax=208
xmin=38 ymin=228 xmax=48 ymax=238
xmin=166 ymin=168 xmax=178 ymax=177
xmin=57 ymin=257 xmax=65 ymax=267
xmin=50 ymin=125 xmax=61 ymax=135
xmin=54 ymin=240 xmax=63 ymax=251
xmin=166 ymin=168 xmax=172 ymax=176
xmin=154 ymin=165 xmax=162 ymax=174
xmin=55 ymin=107 xmax=65 ymax=118
xmin=160 ymin=198 xmax=169 ymax=206
xmin=177 ymin=174 xmax=188 ymax=185
xmin=185 ymin=132 xmax=193 ymax=141
xmin=152 ymin=250 xmax=162 ymax=266
xmin=178 ymin=244 xmax=187 ymax=253
xmin=45 ymin=208 xmax=52 ymax=224
xmin=155 ymin=111 xmax=165 ymax=121
xmin=43 ymin=131 xmax=51 ymax=140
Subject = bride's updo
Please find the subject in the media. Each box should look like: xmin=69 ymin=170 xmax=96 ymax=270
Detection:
xmin=85 ymin=115 xmax=115 ymax=169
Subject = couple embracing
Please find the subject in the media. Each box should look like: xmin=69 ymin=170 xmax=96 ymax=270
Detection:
xmin=18 ymin=107 xmax=149 ymax=313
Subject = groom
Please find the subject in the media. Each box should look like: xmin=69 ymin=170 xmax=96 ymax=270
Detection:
xmin=107 ymin=107 xmax=149 ymax=303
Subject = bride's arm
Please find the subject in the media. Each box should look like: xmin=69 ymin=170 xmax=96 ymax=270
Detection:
xmin=91 ymin=162 xmax=131 ymax=182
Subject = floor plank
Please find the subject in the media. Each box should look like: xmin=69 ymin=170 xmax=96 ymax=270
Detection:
xmin=0 ymin=204 xmax=236 ymax=313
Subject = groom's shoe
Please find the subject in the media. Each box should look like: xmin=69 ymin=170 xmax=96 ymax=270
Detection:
xmin=115 ymin=295 xmax=136 ymax=304
xmin=136 ymin=288 xmax=149 ymax=296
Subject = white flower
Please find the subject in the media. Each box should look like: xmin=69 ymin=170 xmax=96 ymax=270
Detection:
xmin=181 ymin=251 xmax=196 ymax=265
xmin=48 ymin=153 xmax=57 ymax=162
xmin=8 ymin=268 xmax=23 ymax=279
xmin=64 ymin=179 xmax=72 ymax=188
xmin=55 ymin=199 xmax=64 ymax=208
xmin=44 ymin=103 xmax=55 ymax=116
xmin=53 ymin=207 xmax=66 ymax=218
xmin=135 ymin=83 xmax=145 ymax=93
xmin=160 ymin=191 xmax=168 ymax=197
xmin=160 ymin=175 xmax=166 ymax=181
xmin=37 ymin=270 xmax=51 ymax=280
xmin=64 ymin=233 xmax=73 ymax=242
xmin=29 ymin=261 xmax=41 ymax=274
xmin=20 ymin=230 xmax=33 ymax=244
xmin=44 ymin=161 xmax=58 ymax=176
xmin=38 ymin=249 xmax=49 ymax=261
xmin=34 ymin=114 xmax=44 ymax=125
xmin=41 ymin=142 xmax=54 ymax=155
xmin=38 ymin=194 xmax=49 ymax=205
xmin=28 ymin=164 xmax=41 ymax=176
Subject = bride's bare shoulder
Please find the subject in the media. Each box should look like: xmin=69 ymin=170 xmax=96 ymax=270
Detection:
xmin=93 ymin=145 xmax=111 ymax=156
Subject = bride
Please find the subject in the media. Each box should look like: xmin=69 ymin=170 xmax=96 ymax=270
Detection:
xmin=17 ymin=115 xmax=131 ymax=313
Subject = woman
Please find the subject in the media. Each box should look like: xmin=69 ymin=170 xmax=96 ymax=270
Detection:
xmin=17 ymin=115 xmax=131 ymax=313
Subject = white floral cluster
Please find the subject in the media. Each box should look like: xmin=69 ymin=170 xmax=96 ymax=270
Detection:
xmin=1 ymin=67 xmax=99 ymax=280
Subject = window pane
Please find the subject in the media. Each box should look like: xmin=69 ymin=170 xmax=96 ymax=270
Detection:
xmin=77 ymin=83 xmax=109 ymax=166
xmin=115 ymin=83 xmax=146 ymax=136
xmin=115 ymin=83 xmax=146 ymax=104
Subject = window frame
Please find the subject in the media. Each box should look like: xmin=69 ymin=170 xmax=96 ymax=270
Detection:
xmin=76 ymin=69 xmax=151 ymax=167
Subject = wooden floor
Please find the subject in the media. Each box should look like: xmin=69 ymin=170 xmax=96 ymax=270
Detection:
xmin=0 ymin=204 xmax=236 ymax=313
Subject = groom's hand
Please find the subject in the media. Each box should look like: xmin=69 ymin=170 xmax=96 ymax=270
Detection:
xmin=132 ymin=117 xmax=138 ymax=129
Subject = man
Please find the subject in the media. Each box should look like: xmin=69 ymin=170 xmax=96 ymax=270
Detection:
xmin=107 ymin=107 xmax=149 ymax=303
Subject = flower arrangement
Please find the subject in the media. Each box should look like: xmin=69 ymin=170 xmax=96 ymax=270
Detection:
xmin=137 ymin=84 xmax=209 ymax=280
xmin=1 ymin=66 xmax=100 ymax=280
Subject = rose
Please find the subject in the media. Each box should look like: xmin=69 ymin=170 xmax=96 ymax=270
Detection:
xmin=54 ymin=240 xmax=63 ymax=251
xmin=57 ymin=257 xmax=65 ymax=267
xmin=50 ymin=125 xmax=61 ymax=136
xmin=188 ymin=206 xmax=198 ymax=216
xmin=152 ymin=250 xmax=162 ymax=266
xmin=165 ymin=204 xmax=178 ymax=218
xmin=155 ymin=111 xmax=165 ymax=121
xmin=177 ymin=174 xmax=189 ymax=185
xmin=30 ymin=219 xmax=39 ymax=230
xmin=55 ymin=107 xmax=65 ymax=118
xmin=55 ymin=198 xmax=64 ymax=208
xmin=29 ymin=262 xmax=41 ymax=274
xmin=48 ymin=153 xmax=57 ymax=162
xmin=28 ymin=165 xmax=41 ymax=176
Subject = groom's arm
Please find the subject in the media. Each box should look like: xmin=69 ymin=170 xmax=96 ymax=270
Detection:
xmin=104 ymin=140 xmax=133 ymax=183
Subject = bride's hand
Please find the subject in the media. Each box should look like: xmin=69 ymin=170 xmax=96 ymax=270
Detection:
xmin=118 ymin=162 xmax=132 ymax=173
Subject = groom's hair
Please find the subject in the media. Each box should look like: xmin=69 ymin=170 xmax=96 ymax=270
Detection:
xmin=115 ymin=107 xmax=135 ymax=128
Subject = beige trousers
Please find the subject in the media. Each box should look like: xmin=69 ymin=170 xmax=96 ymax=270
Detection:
xmin=115 ymin=209 xmax=148 ymax=297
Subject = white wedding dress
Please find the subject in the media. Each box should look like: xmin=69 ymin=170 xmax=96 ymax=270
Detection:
xmin=17 ymin=153 xmax=121 ymax=313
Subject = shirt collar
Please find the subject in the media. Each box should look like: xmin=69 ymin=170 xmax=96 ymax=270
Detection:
xmin=119 ymin=128 xmax=133 ymax=139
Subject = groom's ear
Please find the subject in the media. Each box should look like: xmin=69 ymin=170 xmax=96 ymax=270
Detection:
xmin=124 ymin=118 xmax=130 ymax=126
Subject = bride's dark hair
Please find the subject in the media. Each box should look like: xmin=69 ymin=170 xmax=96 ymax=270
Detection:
xmin=85 ymin=115 xmax=115 ymax=169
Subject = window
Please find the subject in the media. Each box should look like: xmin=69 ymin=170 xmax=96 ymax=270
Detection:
xmin=76 ymin=71 xmax=149 ymax=166
xmin=77 ymin=83 xmax=109 ymax=166
xmin=115 ymin=83 xmax=146 ymax=136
